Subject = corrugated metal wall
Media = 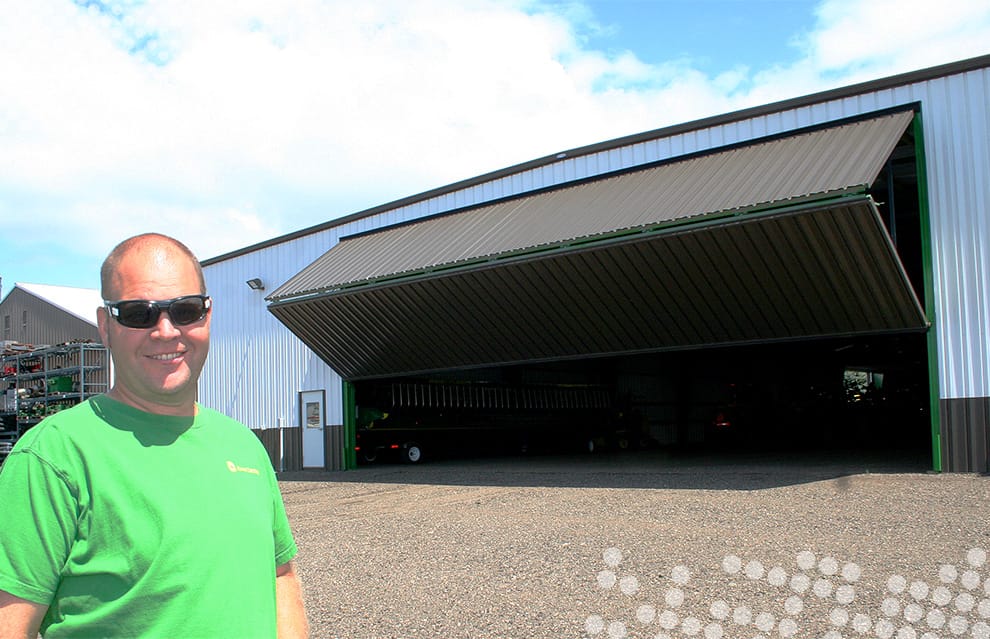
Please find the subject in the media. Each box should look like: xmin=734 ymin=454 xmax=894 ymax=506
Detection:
xmin=201 ymin=61 xmax=990 ymax=469
xmin=200 ymin=229 xmax=341 ymax=432
xmin=0 ymin=288 xmax=101 ymax=347
xmin=201 ymin=224 xmax=404 ymax=440
xmin=924 ymin=70 xmax=990 ymax=402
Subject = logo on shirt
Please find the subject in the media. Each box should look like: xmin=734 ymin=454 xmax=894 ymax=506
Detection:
xmin=226 ymin=460 xmax=260 ymax=475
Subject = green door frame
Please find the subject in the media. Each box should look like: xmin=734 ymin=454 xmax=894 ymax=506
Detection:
xmin=342 ymin=380 xmax=358 ymax=470
xmin=913 ymin=110 xmax=942 ymax=472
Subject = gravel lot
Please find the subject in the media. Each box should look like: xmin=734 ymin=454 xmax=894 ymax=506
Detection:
xmin=279 ymin=450 xmax=989 ymax=639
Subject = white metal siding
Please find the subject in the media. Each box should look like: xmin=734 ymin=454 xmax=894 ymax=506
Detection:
xmin=202 ymin=62 xmax=990 ymax=433
xmin=200 ymin=229 xmax=344 ymax=428
xmin=924 ymin=70 xmax=990 ymax=400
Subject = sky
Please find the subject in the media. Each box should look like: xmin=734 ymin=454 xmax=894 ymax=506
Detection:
xmin=1 ymin=0 xmax=989 ymax=299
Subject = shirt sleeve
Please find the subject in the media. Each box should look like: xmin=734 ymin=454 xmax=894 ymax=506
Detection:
xmin=0 ymin=449 xmax=79 ymax=604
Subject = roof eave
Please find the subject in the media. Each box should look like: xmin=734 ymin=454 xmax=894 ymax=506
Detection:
xmin=205 ymin=54 xmax=990 ymax=267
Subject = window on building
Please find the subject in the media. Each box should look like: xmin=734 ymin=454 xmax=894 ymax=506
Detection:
xmin=2 ymin=314 xmax=9 ymax=340
xmin=21 ymin=310 xmax=27 ymax=333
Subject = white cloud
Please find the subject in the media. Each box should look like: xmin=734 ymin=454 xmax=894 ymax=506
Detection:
xmin=807 ymin=0 xmax=990 ymax=74
xmin=0 ymin=0 xmax=988 ymax=293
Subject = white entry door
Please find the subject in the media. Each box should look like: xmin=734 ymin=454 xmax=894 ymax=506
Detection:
xmin=299 ymin=390 xmax=325 ymax=469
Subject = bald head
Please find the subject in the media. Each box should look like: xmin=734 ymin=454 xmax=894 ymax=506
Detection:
xmin=101 ymin=234 xmax=206 ymax=301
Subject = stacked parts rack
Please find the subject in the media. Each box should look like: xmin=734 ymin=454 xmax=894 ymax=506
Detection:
xmin=1 ymin=342 xmax=109 ymax=462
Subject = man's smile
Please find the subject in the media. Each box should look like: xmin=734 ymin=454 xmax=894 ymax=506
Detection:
xmin=149 ymin=352 xmax=184 ymax=361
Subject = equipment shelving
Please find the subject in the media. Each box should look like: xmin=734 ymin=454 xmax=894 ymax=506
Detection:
xmin=1 ymin=342 xmax=109 ymax=461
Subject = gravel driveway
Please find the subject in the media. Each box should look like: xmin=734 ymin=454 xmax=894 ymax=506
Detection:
xmin=279 ymin=450 xmax=989 ymax=639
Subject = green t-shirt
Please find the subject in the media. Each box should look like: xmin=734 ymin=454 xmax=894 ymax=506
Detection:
xmin=0 ymin=395 xmax=298 ymax=638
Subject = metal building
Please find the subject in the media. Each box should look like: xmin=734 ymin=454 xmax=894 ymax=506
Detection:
xmin=0 ymin=283 xmax=102 ymax=347
xmin=200 ymin=55 xmax=990 ymax=473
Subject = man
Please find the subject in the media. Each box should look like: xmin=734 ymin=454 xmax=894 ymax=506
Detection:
xmin=0 ymin=234 xmax=308 ymax=638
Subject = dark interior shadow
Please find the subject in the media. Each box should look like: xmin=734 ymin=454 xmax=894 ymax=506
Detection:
xmin=278 ymin=448 xmax=935 ymax=491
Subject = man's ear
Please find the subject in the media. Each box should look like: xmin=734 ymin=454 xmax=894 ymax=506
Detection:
xmin=96 ymin=306 xmax=111 ymax=348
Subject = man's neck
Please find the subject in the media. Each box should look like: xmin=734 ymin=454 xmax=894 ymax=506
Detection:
xmin=105 ymin=387 xmax=199 ymax=417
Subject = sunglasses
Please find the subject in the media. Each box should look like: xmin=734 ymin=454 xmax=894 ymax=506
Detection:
xmin=104 ymin=295 xmax=212 ymax=329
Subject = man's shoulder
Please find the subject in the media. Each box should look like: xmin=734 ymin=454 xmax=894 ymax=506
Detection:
xmin=194 ymin=405 xmax=262 ymax=443
xmin=195 ymin=404 xmax=249 ymax=430
xmin=193 ymin=405 xmax=273 ymax=470
xmin=5 ymin=398 xmax=106 ymax=475
xmin=14 ymin=398 xmax=103 ymax=445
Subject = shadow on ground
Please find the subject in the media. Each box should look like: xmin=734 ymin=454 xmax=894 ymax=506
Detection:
xmin=278 ymin=447 xmax=935 ymax=491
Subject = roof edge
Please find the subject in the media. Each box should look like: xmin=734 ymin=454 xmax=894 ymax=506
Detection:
xmin=338 ymin=106 xmax=916 ymax=245
xmin=266 ymin=192 xmax=872 ymax=304
xmin=204 ymin=53 xmax=990 ymax=267
xmin=10 ymin=283 xmax=101 ymax=327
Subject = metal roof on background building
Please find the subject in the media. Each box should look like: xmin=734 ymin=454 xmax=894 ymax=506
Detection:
xmin=269 ymin=109 xmax=915 ymax=301
xmin=10 ymin=283 xmax=101 ymax=326
xmin=0 ymin=284 xmax=102 ymax=347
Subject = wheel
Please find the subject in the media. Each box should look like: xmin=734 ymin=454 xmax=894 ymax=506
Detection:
xmin=403 ymin=443 xmax=423 ymax=464
xmin=586 ymin=438 xmax=596 ymax=454
xmin=361 ymin=448 xmax=378 ymax=464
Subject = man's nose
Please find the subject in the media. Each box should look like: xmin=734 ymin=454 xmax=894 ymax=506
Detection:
xmin=152 ymin=312 xmax=181 ymax=338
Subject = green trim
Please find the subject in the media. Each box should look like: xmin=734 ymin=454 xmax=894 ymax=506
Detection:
xmin=342 ymin=380 xmax=357 ymax=470
xmin=912 ymin=111 xmax=942 ymax=473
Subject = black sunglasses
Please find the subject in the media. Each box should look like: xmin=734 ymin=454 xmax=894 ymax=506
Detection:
xmin=104 ymin=295 xmax=212 ymax=329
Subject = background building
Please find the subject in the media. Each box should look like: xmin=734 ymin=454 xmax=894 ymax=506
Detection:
xmin=200 ymin=55 xmax=990 ymax=473
xmin=0 ymin=284 xmax=108 ymax=461
xmin=0 ymin=283 xmax=102 ymax=347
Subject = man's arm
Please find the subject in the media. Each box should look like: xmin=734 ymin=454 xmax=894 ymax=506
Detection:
xmin=275 ymin=561 xmax=308 ymax=639
xmin=0 ymin=590 xmax=47 ymax=639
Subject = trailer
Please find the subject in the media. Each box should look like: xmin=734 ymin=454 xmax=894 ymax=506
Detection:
xmin=355 ymin=380 xmax=635 ymax=463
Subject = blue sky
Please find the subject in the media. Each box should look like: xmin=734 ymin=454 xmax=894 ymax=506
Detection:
xmin=1 ymin=0 xmax=989 ymax=299
xmin=582 ymin=0 xmax=818 ymax=71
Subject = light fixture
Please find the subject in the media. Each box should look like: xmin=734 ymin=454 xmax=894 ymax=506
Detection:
xmin=246 ymin=278 xmax=265 ymax=291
